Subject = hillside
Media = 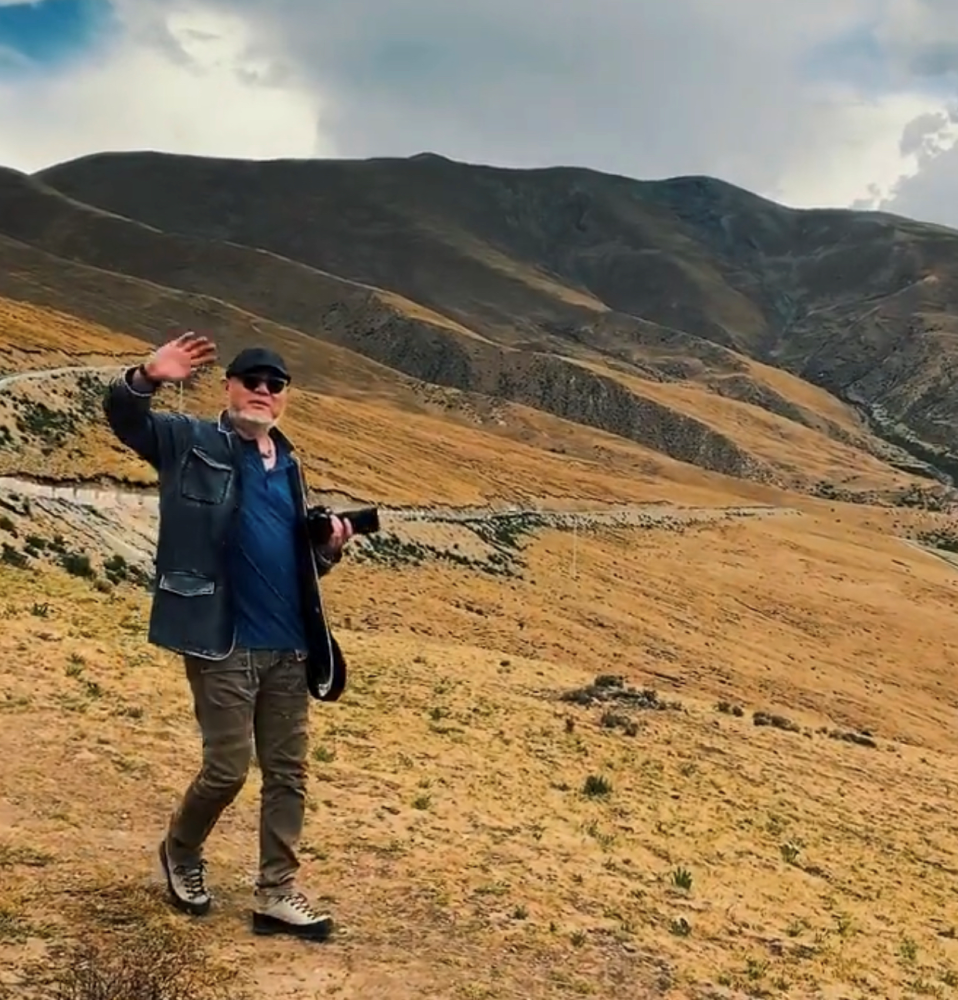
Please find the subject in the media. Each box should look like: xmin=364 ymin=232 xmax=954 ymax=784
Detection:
xmin=0 ymin=155 xmax=953 ymax=496
xmin=4 ymin=345 xmax=958 ymax=997
xmin=6 ymin=153 xmax=958 ymax=998
xmin=24 ymin=150 xmax=958 ymax=478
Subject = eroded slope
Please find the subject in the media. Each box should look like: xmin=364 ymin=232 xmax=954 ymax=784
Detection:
xmin=0 ymin=168 xmax=928 ymax=495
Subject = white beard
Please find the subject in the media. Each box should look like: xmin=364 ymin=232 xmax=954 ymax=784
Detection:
xmin=229 ymin=406 xmax=276 ymax=435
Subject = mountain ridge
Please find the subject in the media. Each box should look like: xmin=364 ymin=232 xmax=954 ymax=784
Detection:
xmin=7 ymin=153 xmax=958 ymax=1000
xmin=3 ymin=150 xmax=956 ymax=494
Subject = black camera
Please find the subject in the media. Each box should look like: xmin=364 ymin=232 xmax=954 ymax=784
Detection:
xmin=307 ymin=506 xmax=380 ymax=547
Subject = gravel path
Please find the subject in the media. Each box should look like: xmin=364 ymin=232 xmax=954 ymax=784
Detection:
xmin=0 ymin=364 xmax=124 ymax=391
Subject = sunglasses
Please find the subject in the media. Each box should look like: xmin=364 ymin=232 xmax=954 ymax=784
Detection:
xmin=240 ymin=373 xmax=289 ymax=395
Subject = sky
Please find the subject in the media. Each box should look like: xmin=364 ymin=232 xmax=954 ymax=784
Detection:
xmin=1 ymin=0 xmax=958 ymax=227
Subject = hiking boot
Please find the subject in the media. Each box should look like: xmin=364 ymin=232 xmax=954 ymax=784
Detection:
xmin=251 ymin=890 xmax=334 ymax=941
xmin=158 ymin=839 xmax=212 ymax=916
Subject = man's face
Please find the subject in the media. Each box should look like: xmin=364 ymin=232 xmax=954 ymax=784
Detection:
xmin=225 ymin=369 xmax=290 ymax=430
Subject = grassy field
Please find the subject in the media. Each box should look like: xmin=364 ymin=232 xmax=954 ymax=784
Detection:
xmin=2 ymin=298 xmax=958 ymax=997
xmin=2 ymin=480 xmax=958 ymax=998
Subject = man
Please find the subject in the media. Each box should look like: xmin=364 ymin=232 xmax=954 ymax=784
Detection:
xmin=103 ymin=331 xmax=352 ymax=942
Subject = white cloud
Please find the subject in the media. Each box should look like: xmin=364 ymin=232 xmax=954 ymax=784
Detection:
xmin=187 ymin=0 xmax=958 ymax=217
xmin=0 ymin=4 xmax=329 ymax=174
xmin=772 ymin=88 xmax=950 ymax=209
xmin=879 ymin=122 xmax=958 ymax=226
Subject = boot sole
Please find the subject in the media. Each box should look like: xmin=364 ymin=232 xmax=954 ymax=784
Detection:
xmin=157 ymin=841 xmax=212 ymax=917
xmin=251 ymin=912 xmax=334 ymax=941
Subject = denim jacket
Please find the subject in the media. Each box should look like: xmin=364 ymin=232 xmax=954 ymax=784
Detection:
xmin=102 ymin=366 xmax=348 ymax=701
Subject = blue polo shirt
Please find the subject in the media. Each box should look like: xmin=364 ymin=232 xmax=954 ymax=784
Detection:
xmin=229 ymin=438 xmax=308 ymax=652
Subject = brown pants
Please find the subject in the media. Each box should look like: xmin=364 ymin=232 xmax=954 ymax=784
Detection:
xmin=165 ymin=648 xmax=309 ymax=893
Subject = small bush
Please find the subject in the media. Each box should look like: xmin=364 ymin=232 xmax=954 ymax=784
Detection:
xmin=670 ymin=866 xmax=693 ymax=891
xmin=780 ymin=842 xmax=801 ymax=865
xmin=60 ymin=551 xmax=94 ymax=579
xmin=715 ymin=700 xmax=744 ymax=717
xmin=599 ymin=710 xmax=638 ymax=736
xmin=102 ymin=554 xmax=128 ymax=585
xmin=827 ymin=728 xmax=878 ymax=749
xmin=915 ymin=528 xmax=958 ymax=553
xmin=19 ymin=912 xmax=242 ymax=1000
xmin=560 ymin=675 xmax=682 ymax=712
xmin=582 ymin=774 xmax=612 ymax=798
xmin=15 ymin=400 xmax=78 ymax=446
xmin=1 ymin=543 xmax=27 ymax=569
xmin=752 ymin=710 xmax=800 ymax=733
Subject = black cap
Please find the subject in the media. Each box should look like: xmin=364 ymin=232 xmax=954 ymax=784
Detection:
xmin=225 ymin=347 xmax=291 ymax=382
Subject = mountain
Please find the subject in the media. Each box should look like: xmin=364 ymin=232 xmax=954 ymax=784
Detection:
xmin=8 ymin=151 xmax=958 ymax=998
xmin=1 ymin=150 xmax=957 ymax=493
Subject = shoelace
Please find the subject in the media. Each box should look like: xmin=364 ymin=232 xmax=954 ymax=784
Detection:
xmin=175 ymin=861 xmax=208 ymax=899
xmin=283 ymin=892 xmax=327 ymax=921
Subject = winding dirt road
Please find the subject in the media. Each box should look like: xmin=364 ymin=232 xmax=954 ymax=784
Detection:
xmin=0 ymin=365 xmax=800 ymax=569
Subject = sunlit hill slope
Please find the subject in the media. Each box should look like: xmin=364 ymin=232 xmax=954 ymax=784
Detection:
xmin=3 ymin=151 xmax=958 ymax=494
xmin=2 ymin=154 xmax=958 ymax=999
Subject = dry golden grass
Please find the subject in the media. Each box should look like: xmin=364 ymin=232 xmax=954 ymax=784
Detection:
xmin=0 ymin=375 xmax=686 ymax=503
xmin=374 ymin=288 xmax=501 ymax=340
xmin=639 ymin=379 xmax=914 ymax=490
xmin=572 ymin=357 xmax=922 ymax=492
xmin=0 ymin=361 xmax=920 ymax=517
xmin=3 ymin=499 xmax=958 ymax=998
xmin=0 ymin=298 xmax=144 ymax=377
xmin=438 ymin=230 xmax=611 ymax=314
xmin=591 ymin=366 xmax=919 ymax=490
xmin=0 ymin=360 xmax=789 ymax=508
xmin=0 ymin=291 xmax=926 ymax=501
xmin=744 ymin=358 xmax=863 ymax=434
xmin=3 ymin=297 xmax=958 ymax=997
xmin=0 ymin=293 xmax=737 ymax=503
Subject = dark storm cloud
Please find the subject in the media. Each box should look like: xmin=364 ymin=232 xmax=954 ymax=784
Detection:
xmin=19 ymin=0 xmax=958 ymax=224
xmin=182 ymin=0 xmax=876 ymax=197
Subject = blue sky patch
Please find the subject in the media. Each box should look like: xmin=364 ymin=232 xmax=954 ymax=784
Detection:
xmin=800 ymin=22 xmax=890 ymax=93
xmin=0 ymin=0 xmax=115 ymax=72
xmin=802 ymin=19 xmax=958 ymax=98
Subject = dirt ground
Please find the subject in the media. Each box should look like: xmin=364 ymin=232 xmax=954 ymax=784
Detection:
xmin=3 ymin=496 xmax=958 ymax=998
xmin=2 ymin=308 xmax=958 ymax=998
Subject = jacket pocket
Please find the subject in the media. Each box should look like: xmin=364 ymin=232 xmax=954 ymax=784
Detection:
xmin=180 ymin=447 xmax=233 ymax=504
xmin=157 ymin=571 xmax=216 ymax=597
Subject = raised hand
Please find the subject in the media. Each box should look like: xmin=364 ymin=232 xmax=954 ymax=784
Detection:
xmin=143 ymin=331 xmax=218 ymax=383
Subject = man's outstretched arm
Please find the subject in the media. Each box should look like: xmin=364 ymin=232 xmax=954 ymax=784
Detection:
xmin=103 ymin=365 xmax=185 ymax=470
xmin=103 ymin=333 xmax=218 ymax=470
